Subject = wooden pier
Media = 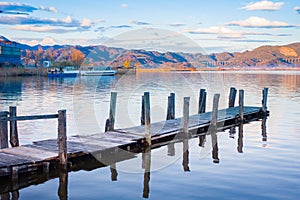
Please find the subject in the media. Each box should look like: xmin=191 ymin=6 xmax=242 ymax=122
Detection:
xmin=0 ymin=87 xmax=269 ymax=182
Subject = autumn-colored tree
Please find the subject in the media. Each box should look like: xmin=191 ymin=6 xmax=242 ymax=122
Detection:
xmin=34 ymin=45 xmax=44 ymax=67
xmin=25 ymin=49 xmax=31 ymax=66
xmin=70 ymin=47 xmax=85 ymax=67
xmin=44 ymin=47 xmax=54 ymax=62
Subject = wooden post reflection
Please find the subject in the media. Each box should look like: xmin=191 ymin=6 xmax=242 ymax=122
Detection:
xmin=11 ymin=191 xmax=19 ymax=200
xmin=229 ymin=127 xmax=236 ymax=139
xmin=182 ymin=139 xmax=190 ymax=172
xmin=198 ymin=134 xmax=206 ymax=147
xmin=143 ymin=146 xmax=151 ymax=198
xmin=211 ymin=132 xmax=219 ymax=164
xmin=261 ymin=116 xmax=267 ymax=147
xmin=237 ymin=123 xmax=244 ymax=153
xmin=167 ymin=143 xmax=175 ymax=156
xmin=110 ymin=163 xmax=118 ymax=181
xmin=1 ymin=193 xmax=10 ymax=200
xmin=58 ymin=169 xmax=68 ymax=200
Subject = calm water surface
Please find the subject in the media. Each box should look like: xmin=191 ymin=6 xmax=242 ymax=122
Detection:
xmin=0 ymin=71 xmax=299 ymax=199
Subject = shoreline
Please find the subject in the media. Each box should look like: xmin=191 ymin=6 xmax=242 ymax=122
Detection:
xmin=1 ymin=67 xmax=300 ymax=77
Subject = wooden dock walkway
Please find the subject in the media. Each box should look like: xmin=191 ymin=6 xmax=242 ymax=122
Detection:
xmin=0 ymin=88 xmax=269 ymax=180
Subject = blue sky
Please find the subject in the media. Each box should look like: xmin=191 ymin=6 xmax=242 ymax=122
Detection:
xmin=0 ymin=0 xmax=299 ymax=53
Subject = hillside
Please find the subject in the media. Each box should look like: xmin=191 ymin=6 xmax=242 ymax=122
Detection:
xmin=2 ymin=36 xmax=299 ymax=68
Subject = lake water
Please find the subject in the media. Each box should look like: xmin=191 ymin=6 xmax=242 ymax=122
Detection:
xmin=0 ymin=71 xmax=300 ymax=199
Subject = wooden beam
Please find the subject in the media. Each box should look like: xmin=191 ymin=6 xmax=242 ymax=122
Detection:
xmin=228 ymin=87 xmax=237 ymax=108
xmin=239 ymin=90 xmax=244 ymax=122
xmin=144 ymin=92 xmax=151 ymax=145
xmin=166 ymin=93 xmax=175 ymax=120
xmin=9 ymin=106 xmax=19 ymax=147
xmin=262 ymin=88 xmax=268 ymax=113
xmin=105 ymin=92 xmax=117 ymax=132
xmin=2 ymin=114 xmax=58 ymax=121
xmin=210 ymin=94 xmax=220 ymax=129
xmin=57 ymin=110 xmax=67 ymax=168
xmin=141 ymin=95 xmax=145 ymax=125
xmin=0 ymin=111 xmax=9 ymax=149
xmin=198 ymin=89 xmax=206 ymax=114
xmin=182 ymin=97 xmax=190 ymax=135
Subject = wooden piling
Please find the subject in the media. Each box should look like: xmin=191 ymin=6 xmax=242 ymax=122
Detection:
xmin=57 ymin=110 xmax=67 ymax=168
xmin=262 ymin=88 xmax=268 ymax=113
xmin=144 ymin=92 xmax=151 ymax=145
xmin=105 ymin=92 xmax=117 ymax=132
xmin=198 ymin=89 xmax=206 ymax=114
xmin=182 ymin=97 xmax=190 ymax=136
xmin=0 ymin=111 xmax=9 ymax=149
xmin=239 ymin=90 xmax=244 ymax=122
xmin=9 ymin=106 xmax=19 ymax=147
xmin=141 ymin=95 xmax=145 ymax=125
xmin=211 ymin=94 xmax=220 ymax=129
xmin=166 ymin=93 xmax=175 ymax=120
xmin=143 ymin=146 xmax=151 ymax=198
xmin=228 ymin=87 xmax=237 ymax=108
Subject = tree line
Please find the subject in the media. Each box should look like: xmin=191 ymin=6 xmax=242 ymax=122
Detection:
xmin=23 ymin=46 xmax=85 ymax=68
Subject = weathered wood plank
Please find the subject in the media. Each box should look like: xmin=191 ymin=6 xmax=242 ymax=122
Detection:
xmin=0 ymin=146 xmax=58 ymax=161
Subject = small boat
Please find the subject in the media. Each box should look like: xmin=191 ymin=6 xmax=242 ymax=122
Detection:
xmin=47 ymin=66 xmax=79 ymax=78
xmin=80 ymin=66 xmax=117 ymax=76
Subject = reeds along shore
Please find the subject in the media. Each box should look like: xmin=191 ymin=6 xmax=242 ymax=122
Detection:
xmin=0 ymin=67 xmax=48 ymax=77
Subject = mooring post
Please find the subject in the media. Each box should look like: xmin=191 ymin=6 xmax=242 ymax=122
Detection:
xmin=211 ymin=94 xmax=220 ymax=129
xmin=0 ymin=111 xmax=9 ymax=149
xmin=182 ymin=97 xmax=190 ymax=136
xmin=228 ymin=87 xmax=237 ymax=108
xmin=228 ymin=88 xmax=237 ymax=138
xmin=262 ymin=88 xmax=268 ymax=113
xmin=239 ymin=90 xmax=244 ymax=122
xmin=144 ymin=92 xmax=151 ymax=145
xmin=57 ymin=110 xmax=67 ymax=168
xmin=105 ymin=92 xmax=117 ymax=132
xmin=9 ymin=106 xmax=19 ymax=147
xmin=141 ymin=95 xmax=145 ymax=125
xmin=198 ymin=89 xmax=206 ymax=114
xmin=167 ymin=93 xmax=175 ymax=120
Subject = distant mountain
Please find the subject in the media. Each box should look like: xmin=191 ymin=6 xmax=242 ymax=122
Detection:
xmin=2 ymin=35 xmax=299 ymax=68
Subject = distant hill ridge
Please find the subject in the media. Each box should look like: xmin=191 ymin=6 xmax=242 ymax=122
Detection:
xmin=2 ymin=36 xmax=299 ymax=68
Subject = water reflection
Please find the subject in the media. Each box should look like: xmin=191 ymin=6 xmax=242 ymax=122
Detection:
xmin=237 ymin=123 xmax=244 ymax=153
xmin=58 ymin=170 xmax=68 ymax=200
xmin=211 ymin=132 xmax=220 ymax=164
xmin=142 ymin=147 xmax=151 ymax=198
xmin=182 ymin=139 xmax=190 ymax=172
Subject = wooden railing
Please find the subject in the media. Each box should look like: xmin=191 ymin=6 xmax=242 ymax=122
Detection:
xmin=0 ymin=108 xmax=67 ymax=168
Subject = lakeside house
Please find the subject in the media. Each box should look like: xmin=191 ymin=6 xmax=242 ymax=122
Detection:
xmin=0 ymin=36 xmax=21 ymax=67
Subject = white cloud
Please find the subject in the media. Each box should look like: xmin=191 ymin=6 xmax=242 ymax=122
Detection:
xmin=242 ymin=0 xmax=284 ymax=11
xmin=63 ymin=16 xmax=72 ymax=23
xmin=226 ymin=16 xmax=295 ymax=28
xmin=121 ymin=3 xmax=128 ymax=8
xmin=40 ymin=37 xmax=57 ymax=45
xmin=81 ymin=18 xmax=91 ymax=27
xmin=294 ymin=6 xmax=300 ymax=14
xmin=187 ymin=26 xmax=245 ymax=38
xmin=39 ymin=6 xmax=57 ymax=13
xmin=10 ymin=25 xmax=76 ymax=33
